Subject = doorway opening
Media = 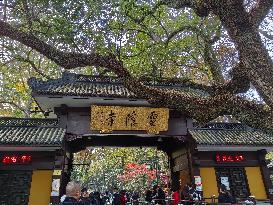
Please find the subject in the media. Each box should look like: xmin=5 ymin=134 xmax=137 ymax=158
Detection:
xmin=70 ymin=147 xmax=170 ymax=195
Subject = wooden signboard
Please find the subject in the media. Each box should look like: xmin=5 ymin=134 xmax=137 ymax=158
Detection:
xmin=91 ymin=105 xmax=169 ymax=134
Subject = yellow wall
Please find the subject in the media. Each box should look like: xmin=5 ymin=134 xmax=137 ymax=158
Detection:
xmin=245 ymin=167 xmax=267 ymax=200
xmin=200 ymin=168 xmax=218 ymax=199
xmin=28 ymin=170 xmax=53 ymax=205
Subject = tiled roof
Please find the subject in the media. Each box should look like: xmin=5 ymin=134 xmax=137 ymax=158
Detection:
xmin=0 ymin=118 xmax=65 ymax=146
xmin=189 ymin=128 xmax=273 ymax=146
xmin=28 ymin=72 xmax=208 ymax=99
xmin=0 ymin=117 xmax=59 ymax=127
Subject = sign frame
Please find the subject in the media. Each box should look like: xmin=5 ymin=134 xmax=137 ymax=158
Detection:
xmin=90 ymin=105 xmax=169 ymax=134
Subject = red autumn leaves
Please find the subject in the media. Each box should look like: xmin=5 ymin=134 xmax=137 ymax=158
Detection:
xmin=118 ymin=163 xmax=156 ymax=182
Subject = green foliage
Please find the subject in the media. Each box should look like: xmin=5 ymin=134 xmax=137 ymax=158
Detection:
xmin=0 ymin=0 xmax=226 ymax=117
xmin=266 ymin=152 xmax=273 ymax=161
xmin=0 ymin=42 xmax=62 ymax=117
xmin=1 ymin=0 xmax=272 ymax=130
xmin=71 ymin=148 xmax=169 ymax=192
xmin=7 ymin=0 xmax=224 ymax=77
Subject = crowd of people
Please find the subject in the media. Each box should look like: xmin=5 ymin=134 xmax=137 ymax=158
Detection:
xmin=59 ymin=181 xmax=255 ymax=205
xmin=60 ymin=182 xmax=170 ymax=205
xmin=59 ymin=181 xmax=204 ymax=205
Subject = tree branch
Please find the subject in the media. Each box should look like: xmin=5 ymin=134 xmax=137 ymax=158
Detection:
xmin=0 ymin=101 xmax=28 ymax=115
xmin=165 ymin=24 xmax=225 ymax=83
xmin=14 ymin=55 xmax=51 ymax=79
xmin=162 ymin=0 xmax=210 ymax=17
xmin=123 ymin=76 xmax=272 ymax=131
xmin=165 ymin=25 xmax=202 ymax=45
xmin=0 ymin=16 xmax=250 ymax=97
xmin=21 ymin=0 xmax=33 ymax=30
xmin=203 ymin=39 xmax=224 ymax=83
xmin=123 ymin=1 xmax=164 ymax=24
xmin=2 ymin=18 xmax=251 ymax=120
xmin=249 ymin=0 xmax=273 ymax=27
xmin=151 ymin=14 xmax=169 ymax=38
xmin=122 ymin=23 xmax=158 ymax=42
xmin=213 ymin=0 xmax=273 ymax=108
xmin=259 ymin=29 xmax=273 ymax=40
xmin=1 ymin=9 xmax=270 ymax=130
xmin=0 ymin=20 xmax=129 ymax=76
xmin=207 ymin=63 xmax=250 ymax=96
xmin=145 ymin=63 xmax=249 ymax=96
xmin=162 ymin=0 xmax=194 ymax=9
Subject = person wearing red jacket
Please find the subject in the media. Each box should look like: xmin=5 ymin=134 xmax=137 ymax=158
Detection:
xmin=172 ymin=188 xmax=180 ymax=205
xmin=120 ymin=190 xmax=127 ymax=205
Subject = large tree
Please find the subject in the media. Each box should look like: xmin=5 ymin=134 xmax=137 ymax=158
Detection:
xmin=0 ymin=0 xmax=273 ymax=130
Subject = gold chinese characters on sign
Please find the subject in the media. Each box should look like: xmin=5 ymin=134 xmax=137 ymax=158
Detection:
xmin=90 ymin=105 xmax=169 ymax=134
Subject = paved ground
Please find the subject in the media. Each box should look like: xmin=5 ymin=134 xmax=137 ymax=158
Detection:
xmin=256 ymin=201 xmax=271 ymax=205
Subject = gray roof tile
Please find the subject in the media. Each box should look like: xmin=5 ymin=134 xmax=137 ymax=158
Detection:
xmin=189 ymin=128 xmax=273 ymax=146
xmin=0 ymin=118 xmax=65 ymax=146
xmin=28 ymin=72 xmax=208 ymax=98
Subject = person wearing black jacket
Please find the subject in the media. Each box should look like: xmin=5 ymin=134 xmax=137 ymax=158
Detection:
xmin=152 ymin=185 xmax=166 ymax=205
xmin=157 ymin=187 xmax=166 ymax=205
xmin=112 ymin=188 xmax=121 ymax=205
xmin=218 ymin=184 xmax=234 ymax=204
xmin=145 ymin=187 xmax=153 ymax=203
